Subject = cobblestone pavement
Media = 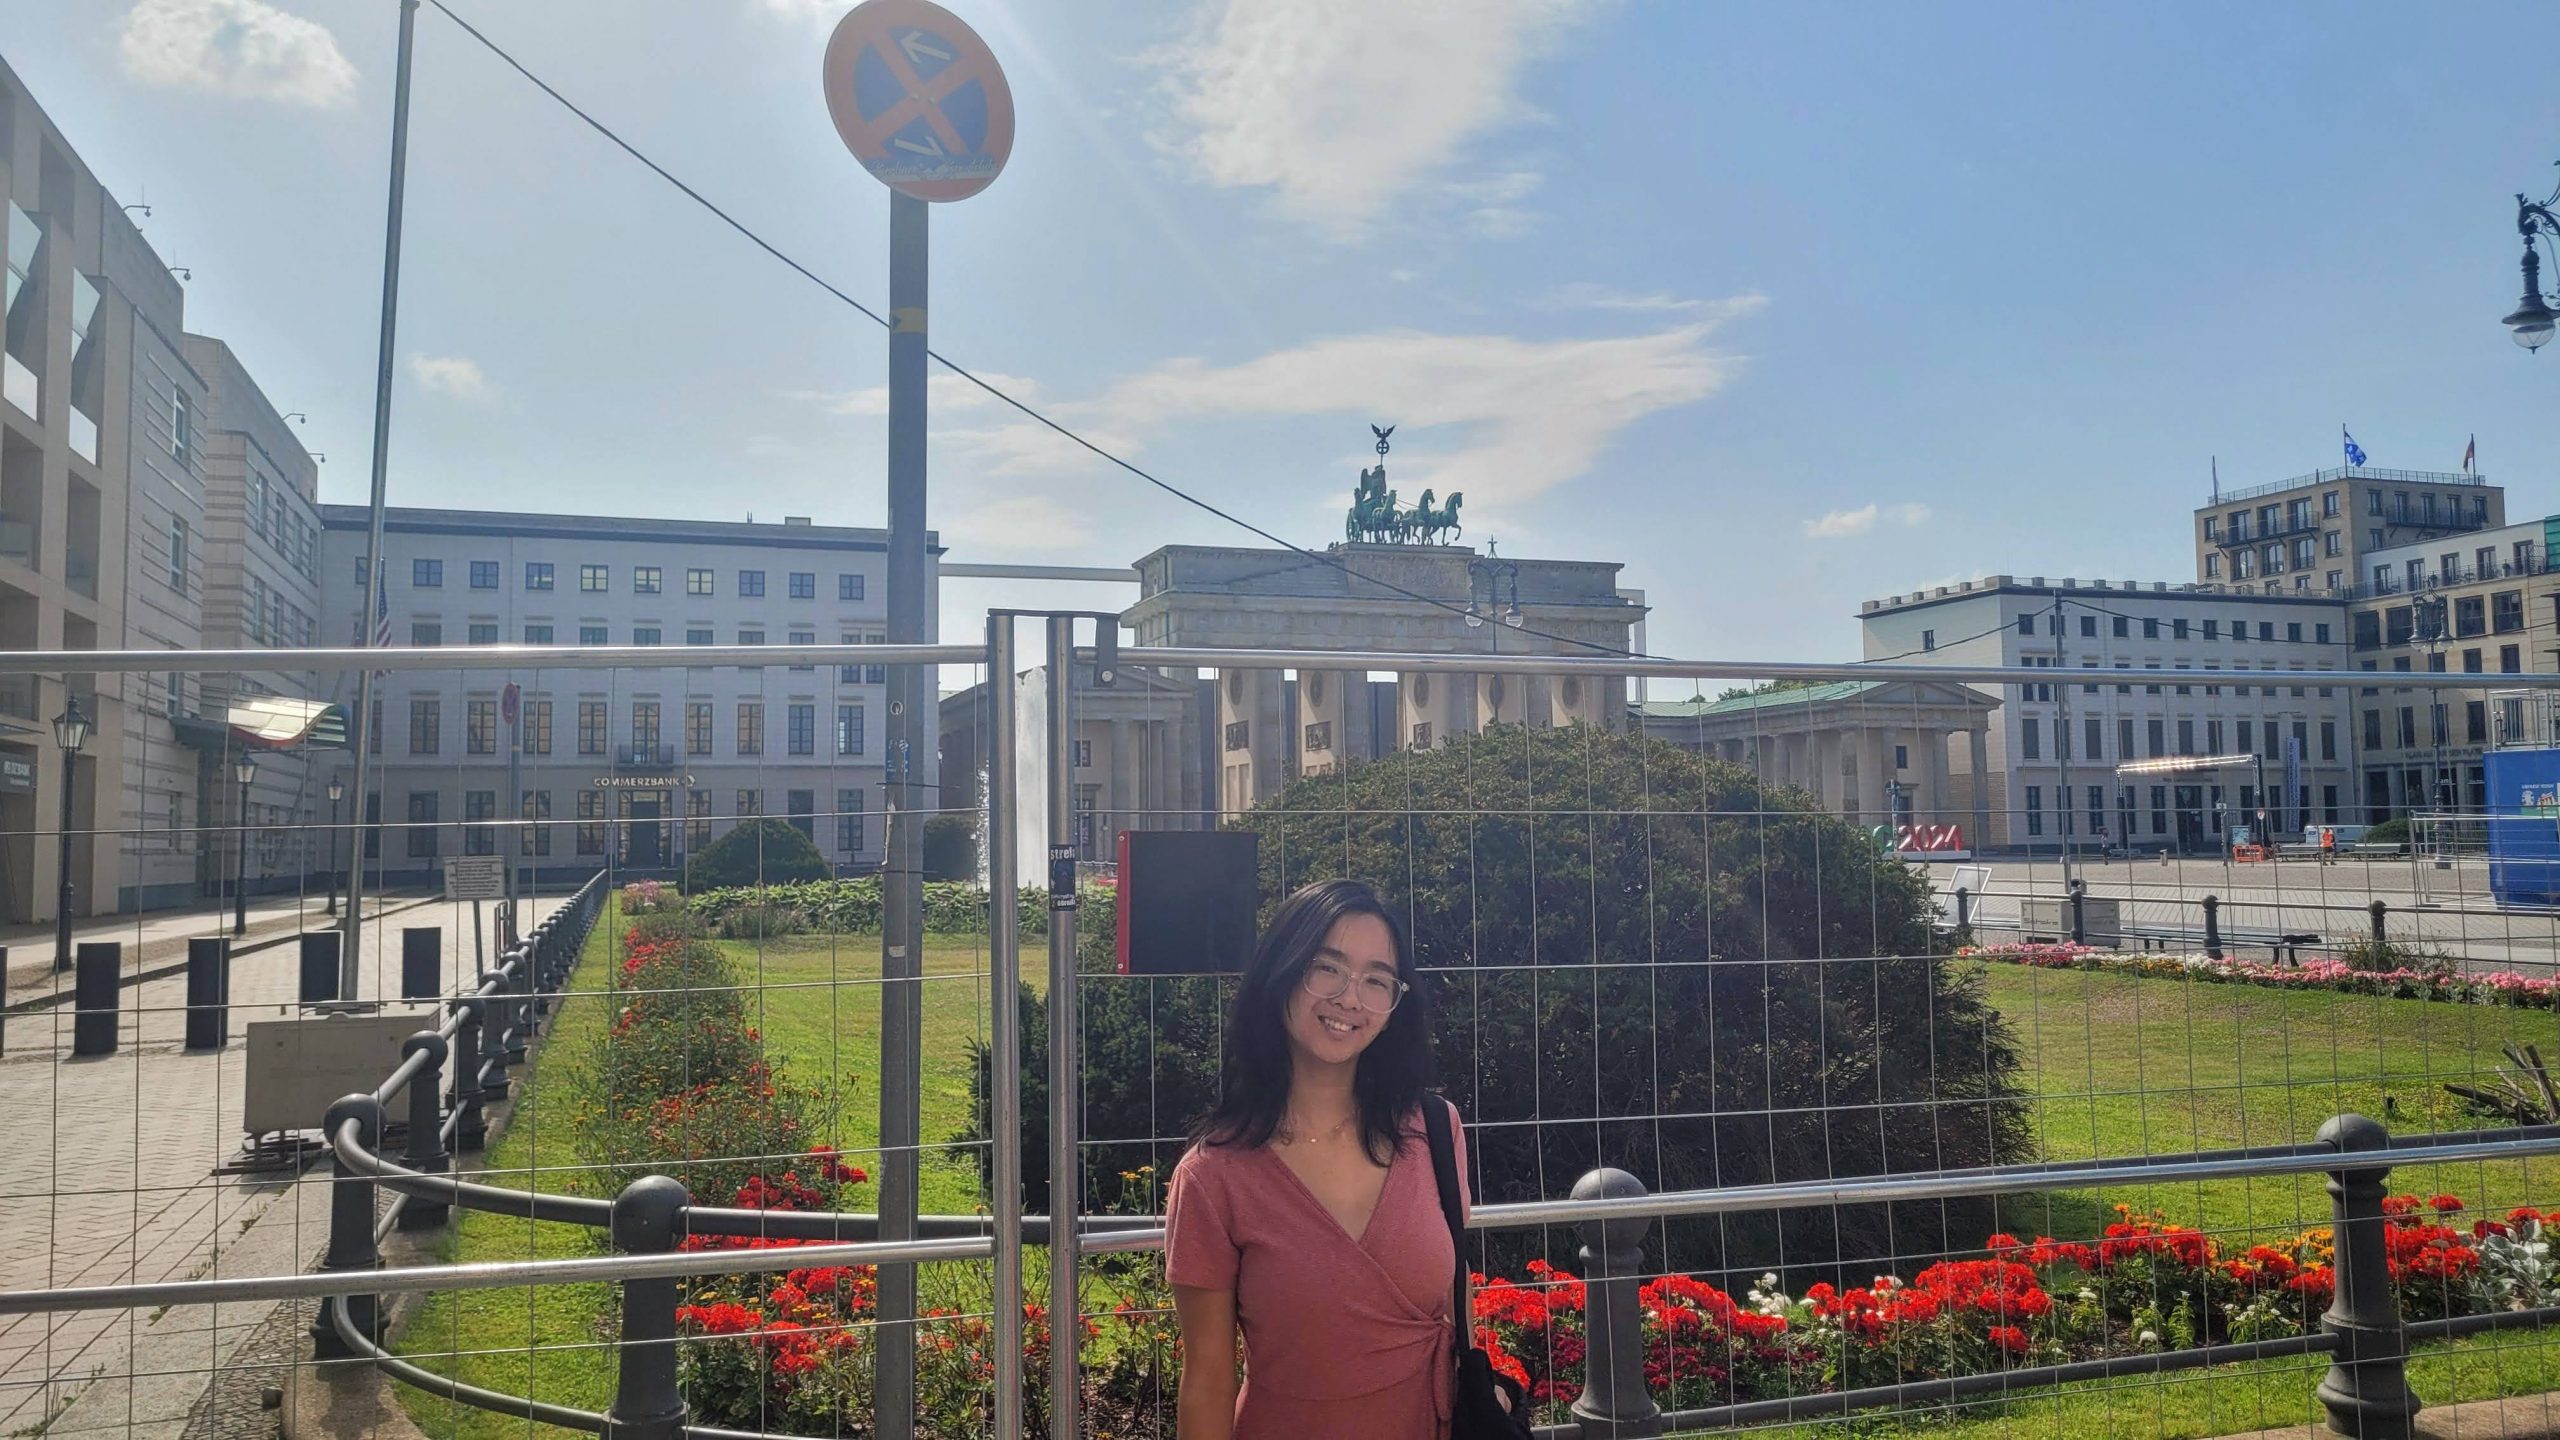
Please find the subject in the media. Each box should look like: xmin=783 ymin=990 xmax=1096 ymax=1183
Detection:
xmin=0 ymin=892 xmax=568 ymax=1435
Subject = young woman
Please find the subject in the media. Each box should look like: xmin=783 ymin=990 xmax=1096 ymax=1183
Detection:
xmin=1165 ymin=878 xmax=1471 ymax=1440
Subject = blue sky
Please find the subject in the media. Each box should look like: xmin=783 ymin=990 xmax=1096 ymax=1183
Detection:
xmin=8 ymin=0 xmax=2559 ymax=664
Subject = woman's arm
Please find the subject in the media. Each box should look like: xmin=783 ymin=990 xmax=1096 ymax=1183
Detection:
xmin=1172 ymin=1284 xmax=1240 ymax=1440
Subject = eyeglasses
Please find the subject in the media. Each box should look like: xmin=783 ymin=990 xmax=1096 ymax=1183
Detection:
xmin=1301 ymin=957 xmax=1409 ymax=1014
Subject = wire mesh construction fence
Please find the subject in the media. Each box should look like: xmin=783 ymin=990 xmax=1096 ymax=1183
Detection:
xmin=0 ymin=631 xmax=2557 ymax=1440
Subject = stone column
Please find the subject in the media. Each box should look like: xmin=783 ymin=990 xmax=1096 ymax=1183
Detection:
xmin=1927 ymin=727 xmax=1953 ymax=829
xmin=1811 ymin=730 xmax=1841 ymax=811
xmin=1856 ymin=728 xmax=1888 ymax=825
xmin=1110 ymin=718 xmax=1138 ymax=845
xmin=1969 ymin=725 xmax=1993 ymax=850
xmin=1176 ymin=711 xmax=1203 ymax=826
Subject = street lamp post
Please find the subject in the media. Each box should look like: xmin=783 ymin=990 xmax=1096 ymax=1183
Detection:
xmin=51 ymin=698 xmax=90 ymax=973
xmin=232 ymin=754 xmax=258 ymax=936
xmin=2500 ymin=168 xmax=2559 ymax=352
xmin=325 ymin=775 xmax=346 ymax=918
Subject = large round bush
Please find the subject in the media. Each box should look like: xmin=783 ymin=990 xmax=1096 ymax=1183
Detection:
xmin=972 ymin=723 xmax=2030 ymax=1280
xmin=684 ymin=817 xmax=829 ymax=891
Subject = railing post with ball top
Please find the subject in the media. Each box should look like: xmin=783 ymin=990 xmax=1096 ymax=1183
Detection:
xmin=449 ymin=997 xmax=487 ymax=1150
xmin=2315 ymin=1112 xmax=2420 ymax=1440
xmin=398 ymin=1032 xmax=450 ymax=1230
xmin=1570 ymin=1167 xmax=1663 ymax=1438
xmin=310 ymin=1094 xmax=386 ymax=1358
xmin=603 ymin=1176 xmax=692 ymax=1440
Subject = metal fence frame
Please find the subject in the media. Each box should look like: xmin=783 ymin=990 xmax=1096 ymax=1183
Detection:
xmin=5 ymin=633 xmax=2560 ymax=1440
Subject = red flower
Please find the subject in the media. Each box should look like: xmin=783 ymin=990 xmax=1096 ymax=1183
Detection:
xmin=1988 ymin=1325 xmax=2030 ymax=1355
xmin=2426 ymin=1194 xmax=2465 ymax=1213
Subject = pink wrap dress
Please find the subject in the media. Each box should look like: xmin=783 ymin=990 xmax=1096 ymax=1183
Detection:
xmin=1165 ymin=1101 xmax=1471 ymax=1438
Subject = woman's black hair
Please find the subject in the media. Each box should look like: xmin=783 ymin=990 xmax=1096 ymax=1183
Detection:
xmin=1194 ymin=878 xmax=1435 ymax=1165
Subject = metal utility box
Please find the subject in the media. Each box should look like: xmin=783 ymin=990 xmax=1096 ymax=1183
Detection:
xmin=241 ymin=1010 xmax=432 ymax=1138
xmin=2485 ymin=748 xmax=2560 ymax=907
xmin=2021 ymin=895 xmax=2122 ymax=946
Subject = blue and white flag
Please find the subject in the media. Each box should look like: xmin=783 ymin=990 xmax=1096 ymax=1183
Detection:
xmin=2343 ymin=427 xmax=2367 ymax=467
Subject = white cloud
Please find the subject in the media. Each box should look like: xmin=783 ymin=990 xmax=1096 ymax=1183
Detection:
xmin=1542 ymin=284 xmax=1771 ymax=317
xmin=943 ymin=495 xmax=1098 ymax=553
xmin=410 ymin=354 xmax=494 ymax=403
xmin=1805 ymin=504 xmax=1879 ymax=539
xmin=1804 ymin=500 xmax=1930 ymax=539
xmin=1449 ymin=169 xmax=1543 ymax=238
xmin=1150 ymin=0 xmax=1593 ymax=237
xmin=941 ymin=301 xmax=1758 ymax=510
xmin=789 ymin=371 xmax=1043 ymax=418
xmin=119 ymin=0 xmax=355 ymax=108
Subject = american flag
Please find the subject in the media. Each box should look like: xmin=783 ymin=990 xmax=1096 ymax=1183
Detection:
xmin=369 ymin=562 xmax=390 ymax=677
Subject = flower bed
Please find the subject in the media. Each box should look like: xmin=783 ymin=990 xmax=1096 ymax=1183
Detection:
xmin=1467 ymin=1200 xmax=2559 ymax=1425
xmin=682 ymin=877 xmax=1114 ymax=938
xmin=1958 ymin=941 xmax=2558 ymax=1010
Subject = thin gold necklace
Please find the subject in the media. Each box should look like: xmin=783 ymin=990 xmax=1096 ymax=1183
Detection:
xmin=1274 ymin=1111 xmax=1358 ymax=1147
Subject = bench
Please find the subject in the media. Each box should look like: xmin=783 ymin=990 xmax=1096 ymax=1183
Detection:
xmin=2120 ymin=923 xmax=2325 ymax=964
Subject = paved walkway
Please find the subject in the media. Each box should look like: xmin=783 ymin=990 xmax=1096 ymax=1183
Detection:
xmin=2 ymin=890 xmax=442 ymax=1011
xmin=0 ymin=892 xmax=571 ymax=1435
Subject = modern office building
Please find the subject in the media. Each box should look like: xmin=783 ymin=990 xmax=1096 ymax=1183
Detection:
xmin=1859 ymin=576 xmax=2357 ymax=851
xmin=2192 ymin=465 xmax=2503 ymax=594
xmin=2340 ymin=514 xmax=2560 ymax=818
xmin=318 ymin=507 xmax=936 ymax=883
xmin=0 ymin=55 xmax=231 ymax=922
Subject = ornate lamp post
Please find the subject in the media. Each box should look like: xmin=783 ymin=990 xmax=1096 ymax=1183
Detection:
xmin=325 ymin=775 xmax=346 ymax=917
xmin=2501 ymin=168 xmax=2559 ymax=352
xmin=232 ymin=753 xmax=258 ymax=936
xmin=51 ymin=697 xmax=90 ymax=973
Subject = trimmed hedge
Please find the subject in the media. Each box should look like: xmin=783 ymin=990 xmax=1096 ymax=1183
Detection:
xmin=687 ymin=876 xmax=1112 ymax=938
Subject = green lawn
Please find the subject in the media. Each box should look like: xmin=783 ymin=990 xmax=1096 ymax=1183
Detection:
xmin=394 ymin=906 xmax=997 ymax=1440
xmin=391 ymin=915 xmax=2560 ymax=1439
xmin=1978 ymin=961 xmax=2559 ymax=1244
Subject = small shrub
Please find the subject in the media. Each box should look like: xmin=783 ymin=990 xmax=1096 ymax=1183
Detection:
xmin=628 ymin=908 xmax=713 ymax=943
xmin=718 ymin=902 xmax=806 ymax=941
xmin=686 ymin=818 xmax=830 ymax=891
xmin=2335 ymin=937 xmax=2454 ymax=976
xmin=2362 ymin=817 xmax=2412 ymax=848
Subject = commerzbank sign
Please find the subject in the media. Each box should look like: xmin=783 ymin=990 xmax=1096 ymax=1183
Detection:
xmin=592 ymin=774 xmax=695 ymax=789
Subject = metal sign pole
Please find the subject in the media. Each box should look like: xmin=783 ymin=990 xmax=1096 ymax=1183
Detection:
xmin=1044 ymin=614 xmax=1081 ymax=1440
xmin=342 ymin=0 xmax=421 ymax=1002
xmin=872 ymin=187 xmax=929 ymax=1440
xmin=984 ymin=615 xmax=1024 ymax=1440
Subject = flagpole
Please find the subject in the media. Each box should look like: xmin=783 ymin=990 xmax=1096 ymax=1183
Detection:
xmin=341 ymin=0 xmax=421 ymax=1000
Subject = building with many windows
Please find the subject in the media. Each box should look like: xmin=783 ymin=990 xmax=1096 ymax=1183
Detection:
xmin=1860 ymin=576 xmax=2358 ymax=851
xmin=2192 ymin=465 xmax=2502 ymax=594
xmin=319 ymin=506 xmax=935 ymax=882
xmin=0 ymin=55 xmax=313 ymax=922
xmin=2340 ymin=514 xmax=2560 ymax=817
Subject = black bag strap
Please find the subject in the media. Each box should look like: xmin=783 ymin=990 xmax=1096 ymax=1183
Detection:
xmin=1421 ymin=1094 xmax=1474 ymax=1358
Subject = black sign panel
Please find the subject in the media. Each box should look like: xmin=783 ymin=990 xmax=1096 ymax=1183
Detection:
xmin=1113 ymin=830 xmax=1258 ymax=976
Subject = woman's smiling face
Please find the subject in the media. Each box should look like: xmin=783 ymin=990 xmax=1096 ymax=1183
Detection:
xmin=1282 ymin=912 xmax=1402 ymax=1070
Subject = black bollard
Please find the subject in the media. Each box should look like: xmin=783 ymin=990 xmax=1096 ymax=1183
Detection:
xmin=602 ymin=1176 xmax=694 ymax=1440
xmin=503 ymin=958 xmax=530 ymax=1064
xmin=184 ymin=938 xmax=230 ymax=1051
xmin=299 ymin=932 xmax=340 ymax=1003
xmin=310 ymin=1094 xmax=387 ymax=1359
xmin=2314 ymin=1113 xmax=2420 ymax=1439
xmin=2368 ymin=899 xmax=2388 ymax=947
xmin=400 ymin=927 xmax=440 ymax=1000
xmin=72 ymin=942 xmax=120 ymax=1056
xmin=2067 ymin=878 xmax=2087 ymax=944
xmin=1953 ymin=885 xmax=1972 ymax=939
xmin=2202 ymin=894 xmax=2224 ymax=961
xmin=398 ymin=1032 xmax=451 ymax=1230
xmin=449 ymin=998 xmax=488 ymax=1150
